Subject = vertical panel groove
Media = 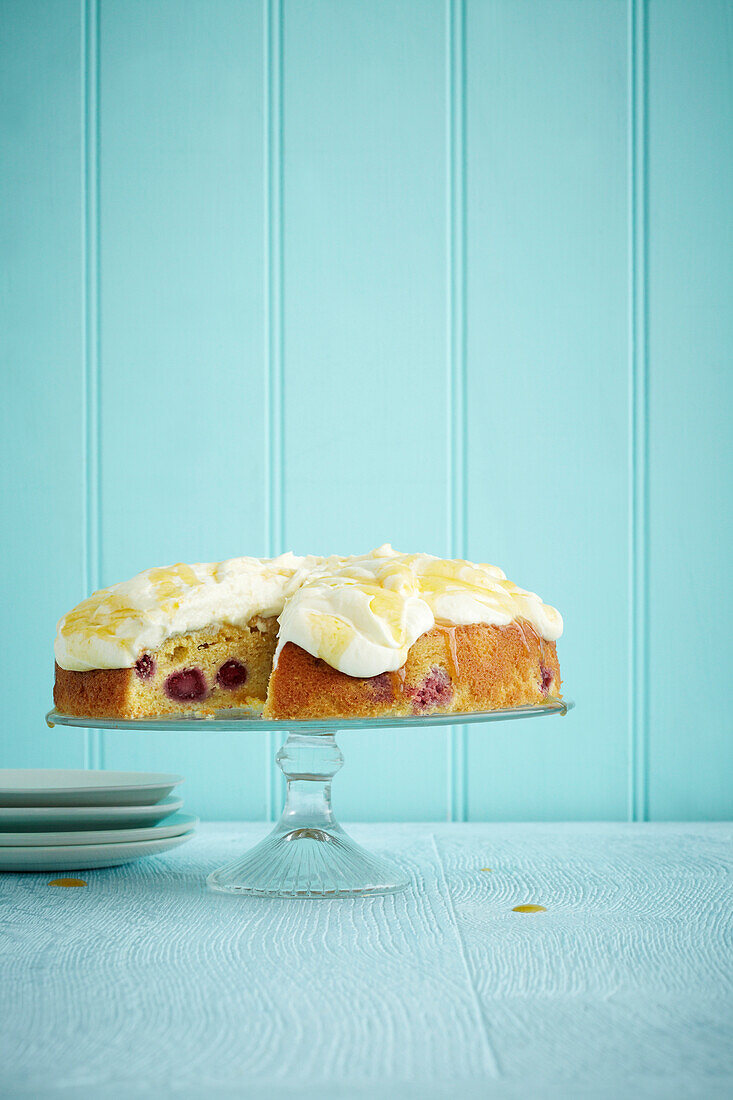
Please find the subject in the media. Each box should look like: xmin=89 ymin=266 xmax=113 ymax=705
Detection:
xmin=447 ymin=0 xmax=468 ymax=822
xmin=265 ymin=0 xmax=284 ymax=820
xmin=628 ymin=0 xmax=649 ymax=821
xmin=82 ymin=0 xmax=102 ymax=770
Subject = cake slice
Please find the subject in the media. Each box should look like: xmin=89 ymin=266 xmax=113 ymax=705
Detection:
xmin=53 ymin=555 xmax=311 ymax=719
xmin=54 ymin=617 xmax=278 ymax=719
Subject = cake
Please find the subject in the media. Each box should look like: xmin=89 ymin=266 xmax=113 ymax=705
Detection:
xmin=54 ymin=546 xmax=563 ymax=720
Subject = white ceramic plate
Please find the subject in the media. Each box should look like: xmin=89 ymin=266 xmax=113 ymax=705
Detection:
xmin=0 ymin=794 xmax=184 ymax=830
xmin=0 ymin=831 xmax=194 ymax=871
xmin=0 ymin=769 xmax=184 ymax=807
xmin=0 ymin=812 xmax=198 ymax=847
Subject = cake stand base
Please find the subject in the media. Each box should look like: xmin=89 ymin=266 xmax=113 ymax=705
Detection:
xmin=206 ymin=823 xmax=407 ymax=898
xmin=206 ymin=729 xmax=409 ymax=898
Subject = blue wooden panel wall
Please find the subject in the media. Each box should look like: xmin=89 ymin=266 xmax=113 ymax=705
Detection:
xmin=95 ymin=0 xmax=270 ymax=817
xmin=282 ymin=0 xmax=451 ymax=819
xmin=464 ymin=0 xmax=630 ymax=821
xmin=1 ymin=0 xmax=731 ymax=822
xmin=1 ymin=0 xmax=86 ymax=771
xmin=646 ymin=0 xmax=733 ymax=820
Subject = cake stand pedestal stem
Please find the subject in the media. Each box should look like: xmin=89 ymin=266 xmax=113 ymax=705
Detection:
xmin=275 ymin=731 xmax=341 ymax=838
xmin=207 ymin=729 xmax=410 ymax=898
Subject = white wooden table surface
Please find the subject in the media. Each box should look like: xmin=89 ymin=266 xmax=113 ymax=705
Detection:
xmin=2 ymin=822 xmax=732 ymax=1099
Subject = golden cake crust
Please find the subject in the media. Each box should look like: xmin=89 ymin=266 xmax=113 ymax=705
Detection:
xmin=54 ymin=664 xmax=131 ymax=719
xmin=54 ymin=617 xmax=561 ymax=722
xmin=263 ymin=620 xmax=561 ymax=720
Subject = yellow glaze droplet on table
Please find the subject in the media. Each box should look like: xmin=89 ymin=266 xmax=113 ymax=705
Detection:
xmin=48 ymin=878 xmax=87 ymax=887
xmin=512 ymin=904 xmax=546 ymax=913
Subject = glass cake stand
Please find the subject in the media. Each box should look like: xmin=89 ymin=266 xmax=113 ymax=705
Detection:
xmin=47 ymin=700 xmax=573 ymax=899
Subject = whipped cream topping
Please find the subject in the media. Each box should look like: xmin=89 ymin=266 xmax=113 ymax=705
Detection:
xmin=54 ymin=554 xmax=315 ymax=672
xmin=55 ymin=545 xmax=563 ymax=676
xmin=275 ymin=545 xmax=563 ymax=678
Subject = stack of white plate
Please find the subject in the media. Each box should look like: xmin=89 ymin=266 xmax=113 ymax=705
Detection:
xmin=0 ymin=769 xmax=196 ymax=871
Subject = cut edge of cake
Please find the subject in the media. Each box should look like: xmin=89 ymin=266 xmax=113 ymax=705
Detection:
xmin=53 ymin=617 xmax=277 ymax=720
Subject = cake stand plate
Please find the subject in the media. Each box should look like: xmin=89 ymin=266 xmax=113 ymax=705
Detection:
xmin=47 ymin=701 xmax=573 ymax=899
